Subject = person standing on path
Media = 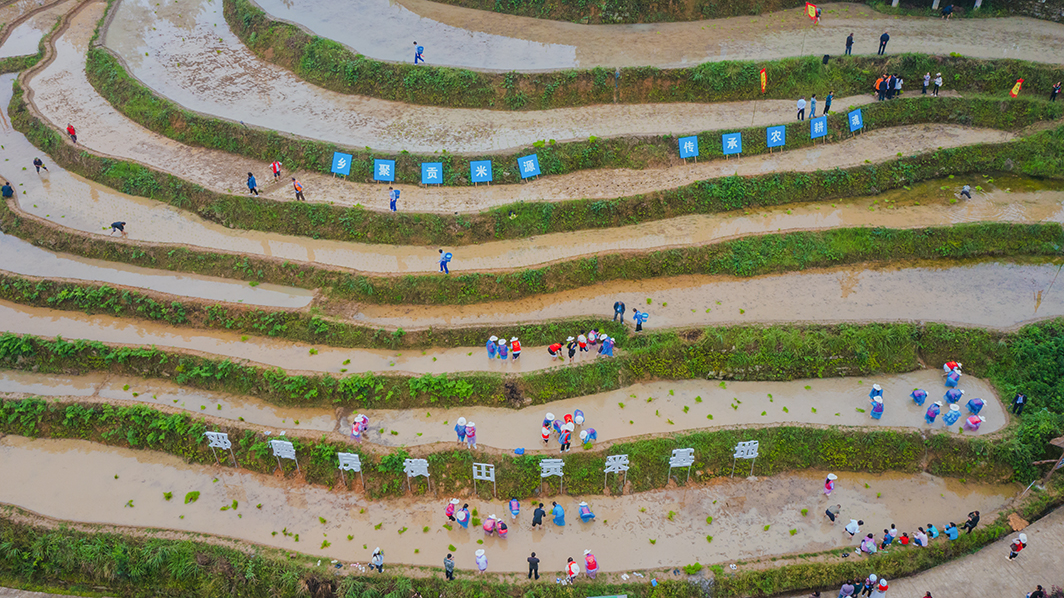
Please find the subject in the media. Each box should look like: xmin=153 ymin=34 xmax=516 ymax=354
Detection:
xmin=291 ymin=178 xmax=305 ymax=201
xmin=445 ymin=497 xmax=459 ymax=521
xmin=878 ymin=31 xmax=889 ymax=55
xmin=923 ymin=72 xmax=931 ymax=94
xmin=474 ymin=549 xmax=488 ymax=573
xmin=443 ymin=553 xmax=455 ymax=580
xmin=613 ymin=300 xmax=626 ymax=322
xmin=439 ymin=249 xmax=452 ymax=274
xmin=1051 ymin=82 xmax=1061 ymax=101
xmin=1013 ymin=393 xmax=1027 ymax=414
xmin=823 ymin=91 xmax=833 ymax=115
xmin=559 ymin=424 xmax=572 ymax=453
xmin=454 ymin=418 xmax=467 ymax=444
xmin=1029 ymin=585 xmax=1046 ymax=598
xmin=66 ymin=123 xmax=77 ymax=143
xmin=527 ymin=552 xmax=540 ymax=579
xmin=370 ymin=548 xmax=384 ymax=573
xmin=825 ymin=504 xmax=840 ymax=523
xmin=464 ymin=421 xmax=476 ymax=449
xmin=875 ymin=75 xmax=886 ymax=102
xmin=796 ymin=97 xmax=807 ymax=120
xmin=1007 ymin=533 xmax=1027 ymax=560
xmin=270 ymin=160 xmax=282 ymax=180
xmin=510 ymin=337 xmax=521 ymax=360
xmin=870 ymin=578 xmax=888 ymax=598
xmin=583 ymin=550 xmax=598 ymax=579
xmin=933 ymin=73 xmax=943 ymax=97
xmin=32 ymin=158 xmax=48 ymax=173
xmin=845 ymin=32 xmax=853 ymax=55
xmin=633 ymin=309 xmax=649 ymax=332
xmin=109 ymin=221 xmax=128 ymax=237
xmin=839 ymin=580 xmax=855 ymax=598
xmin=962 ymin=510 xmax=980 ymax=534
xmin=497 ymin=338 xmax=508 ymax=360
xmin=388 ymin=186 xmax=399 ymax=212
xmin=413 ymin=42 xmax=425 ymax=64
xmin=247 ymin=172 xmax=259 ymax=196
xmin=566 ymin=336 xmax=578 ymax=363
xmin=577 ymin=331 xmax=588 ymax=355
xmin=885 ymin=74 xmax=897 ymax=100
xmin=532 ymin=503 xmax=545 ymax=528
xmin=486 ymin=336 xmax=497 ymax=359
xmin=810 ymin=94 xmax=817 ymax=118
xmin=893 ymin=74 xmax=903 ymax=98
xmin=860 ymin=574 xmax=877 ymax=597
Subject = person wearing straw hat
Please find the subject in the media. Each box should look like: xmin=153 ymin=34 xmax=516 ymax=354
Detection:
xmin=454 ymin=417 xmax=467 ymax=443
xmin=475 ymin=549 xmax=488 ymax=573
xmin=860 ymin=574 xmax=877 ymax=597
xmin=559 ymin=424 xmax=572 ymax=453
xmin=964 ymin=414 xmax=986 ymax=432
xmin=510 ymin=337 xmax=521 ymax=360
xmin=870 ymin=577 xmax=888 ymax=598
xmin=925 ymin=401 xmax=942 ymax=425
xmin=350 ymin=413 xmax=368 ymax=442
xmin=465 ymin=422 xmax=477 ymax=449
xmin=932 ymin=73 xmax=942 ymax=96
xmin=578 ymin=501 xmax=595 ymax=523
xmin=942 ymin=360 xmax=962 ymax=375
xmin=445 ymin=498 xmax=459 ymax=521
xmin=566 ymin=336 xmax=578 ymax=363
xmin=509 ymin=497 xmax=520 ymax=520
xmin=541 ymin=424 xmax=552 ymax=445
xmin=486 ymin=336 xmax=498 ymax=359
xmin=869 ymin=384 xmax=883 ymax=399
xmin=497 ymin=338 xmax=508 ymax=360
xmin=943 ymin=404 xmax=961 ymax=426
xmin=583 ymin=550 xmax=598 ymax=579
xmin=573 ymin=409 xmax=585 ymax=426
xmin=824 ymin=473 xmax=838 ymax=496
xmin=370 ymin=547 xmax=384 ymax=572
xmin=579 ymin=428 xmax=597 ymax=446
xmin=483 ymin=514 xmax=497 ymax=536
xmin=870 ymin=396 xmax=884 ymax=420
xmin=598 ymin=335 xmax=615 ymax=358
xmin=565 ymin=556 xmax=580 ymax=584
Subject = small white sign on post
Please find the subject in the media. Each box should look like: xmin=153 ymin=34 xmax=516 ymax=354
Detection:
xmin=403 ymin=458 xmax=431 ymax=493
xmin=668 ymin=448 xmax=696 ymax=485
xmin=540 ymin=458 xmax=565 ymax=494
xmin=472 ymin=462 xmax=496 ymax=497
xmin=604 ymin=454 xmax=630 ymax=492
xmin=337 ymin=452 xmax=363 ymax=488
xmin=731 ymin=440 xmax=760 ymax=477
xmin=269 ymin=439 xmax=298 ymax=473
xmin=203 ymin=431 xmax=236 ymax=466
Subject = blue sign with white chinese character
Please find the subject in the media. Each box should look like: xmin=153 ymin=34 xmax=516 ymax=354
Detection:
xmin=810 ymin=116 xmax=828 ymax=139
xmin=421 ymin=162 xmax=443 ymax=185
xmin=678 ymin=136 xmax=699 ymax=159
xmin=517 ymin=154 xmax=540 ymax=179
xmin=766 ymin=125 xmax=786 ymax=149
xmin=331 ymin=152 xmax=352 ymax=176
xmin=848 ymin=109 xmax=864 ymax=132
xmin=722 ymin=132 xmax=742 ymax=156
xmin=470 ymin=160 xmax=493 ymax=183
xmin=373 ymin=159 xmax=395 ymax=182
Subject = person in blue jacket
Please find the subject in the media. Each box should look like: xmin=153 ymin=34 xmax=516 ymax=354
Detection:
xmin=486 ymin=336 xmax=497 ymax=359
xmin=454 ymin=417 xmax=467 ymax=443
xmin=551 ymin=501 xmax=565 ymax=526
xmin=413 ymin=42 xmax=425 ymax=64
xmin=439 ymin=249 xmax=452 ymax=274
xmin=633 ymin=309 xmax=649 ymax=332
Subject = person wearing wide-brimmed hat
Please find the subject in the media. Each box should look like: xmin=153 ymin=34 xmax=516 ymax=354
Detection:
xmin=824 ymin=473 xmax=837 ymax=496
xmin=475 ymin=549 xmax=488 ymax=573
xmin=583 ymin=549 xmax=598 ymax=579
xmin=370 ymin=547 xmax=384 ymax=572
xmin=445 ymin=498 xmax=459 ymax=521
xmin=454 ymin=417 xmax=467 ymax=443
xmin=486 ymin=336 xmax=498 ymax=359
xmin=510 ymin=337 xmax=521 ymax=360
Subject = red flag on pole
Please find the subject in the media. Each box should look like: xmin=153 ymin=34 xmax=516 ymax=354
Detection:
xmin=760 ymin=68 xmax=767 ymax=93
xmin=805 ymin=2 xmax=818 ymax=21
xmin=1009 ymin=78 xmax=1024 ymax=98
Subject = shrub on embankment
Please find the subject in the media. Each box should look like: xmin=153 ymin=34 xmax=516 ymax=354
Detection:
xmin=224 ymin=0 xmax=1064 ymax=109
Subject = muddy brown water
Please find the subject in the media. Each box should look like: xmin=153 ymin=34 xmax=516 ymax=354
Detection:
xmin=259 ymin=0 xmax=1064 ymax=70
xmin=0 ymin=0 xmax=72 ymax=58
xmin=0 ymin=230 xmax=314 ymax=308
xmin=0 ymin=435 xmax=1019 ymax=572
xmin=0 ymin=368 xmax=1005 ymax=440
xmin=355 ymin=260 xmax=1064 ymax=330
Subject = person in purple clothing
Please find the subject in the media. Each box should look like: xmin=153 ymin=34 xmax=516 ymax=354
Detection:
xmin=497 ymin=339 xmax=508 ymax=359
xmin=486 ymin=336 xmax=498 ymax=359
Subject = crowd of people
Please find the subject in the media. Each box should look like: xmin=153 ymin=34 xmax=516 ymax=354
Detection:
xmin=863 ymin=361 xmax=988 ymax=431
xmin=540 ymin=411 xmax=597 ymax=451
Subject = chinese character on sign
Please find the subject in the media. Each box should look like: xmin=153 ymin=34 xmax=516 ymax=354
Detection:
xmin=337 ymin=452 xmax=362 ymax=472
xmin=810 ymin=116 xmax=827 ymax=140
xmin=475 ymin=165 xmax=487 ymax=177
xmin=204 ymin=431 xmax=231 ymax=450
xmin=517 ymin=155 xmax=540 ymax=179
xmin=540 ymin=458 xmax=564 ymax=478
xmin=379 ymin=163 xmax=390 ymax=176
xmin=722 ymin=133 xmax=742 ymax=156
xmin=814 ymin=122 xmax=824 ymax=133
xmin=770 ymin=130 xmax=782 ymax=143
xmin=669 ymin=448 xmax=695 ymax=468
xmin=733 ymin=440 xmax=759 ymax=459
xmin=403 ymin=458 xmax=430 ymax=478
xmin=421 ymin=162 xmax=443 ymax=185
xmin=604 ymin=454 xmax=629 ymax=473
xmin=426 ymin=167 xmax=438 ymax=179
xmin=523 ymin=161 xmax=534 ymax=172
xmin=678 ymin=135 xmax=699 ymax=159
xmin=766 ymin=125 xmax=786 ymax=149
xmin=470 ymin=160 xmax=493 ymax=184
xmin=331 ymin=152 xmax=353 ymax=176
xmin=684 ymin=141 xmax=694 ymax=154
xmin=270 ymin=440 xmax=296 ymax=460
xmin=848 ymin=109 xmax=864 ymax=132
xmin=373 ymin=159 xmax=395 ymax=182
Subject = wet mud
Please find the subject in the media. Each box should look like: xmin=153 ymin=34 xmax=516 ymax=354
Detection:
xmin=0 ymin=0 xmax=73 ymax=59
xmin=0 ymin=435 xmax=1019 ymax=572
xmin=355 ymin=260 xmax=1064 ymax=331
xmin=0 ymin=368 xmax=1005 ymax=441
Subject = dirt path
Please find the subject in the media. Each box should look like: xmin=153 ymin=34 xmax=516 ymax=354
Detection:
xmin=0 ymin=435 xmax=1019 ymax=573
xmin=263 ymin=0 xmax=1064 ymax=70
xmin=0 ymin=368 xmax=1007 ymax=442
xmin=352 ymin=260 xmax=1064 ymax=331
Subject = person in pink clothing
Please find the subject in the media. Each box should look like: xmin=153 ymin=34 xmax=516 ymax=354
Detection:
xmin=465 ymin=422 xmax=477 ymax=449
xmin=824 ymin=473 xmax=837 ymax=496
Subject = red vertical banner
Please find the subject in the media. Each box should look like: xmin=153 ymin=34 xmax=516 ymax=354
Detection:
xmin=760 ymin=68 xmax=767 ymax=93
xmin=1009 ymin=78 xmax=1024 ymax=97
xmin=806 ymin=2 xmax=818 ymax=20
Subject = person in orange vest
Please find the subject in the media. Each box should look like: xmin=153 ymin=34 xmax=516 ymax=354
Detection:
xmin=510 ymin=337 xmax=521 ymax=360
xmin=874 ymin=75 xmax=886 ymax=101
xmin=291 ymin=178 xmax=305 ymax=201
xmin=565 ymin=557 xmax=580 ymax=584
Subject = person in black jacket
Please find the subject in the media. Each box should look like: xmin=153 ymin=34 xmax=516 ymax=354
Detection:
xmin=878 ymin=31 xmax=890 ymax=55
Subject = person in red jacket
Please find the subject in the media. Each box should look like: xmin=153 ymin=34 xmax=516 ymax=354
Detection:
xmin=66 ymin=123 xmax=77 ymax=143
xmin=548 ymin=342 xmax=563 ymax=360
xmin=510 ymin=337 xmax=521 ymax=360
xmin=1008 ymin=533 xmax=1027 ymax=560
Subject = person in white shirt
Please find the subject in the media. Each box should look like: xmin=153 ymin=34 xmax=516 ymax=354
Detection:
xmin=933 ymin=73 xmax=943 ymax=97
xmin=845 ymin=519 xmax=864 ymax=537
xmin=797 ymin=97 xmax=807 ymax=120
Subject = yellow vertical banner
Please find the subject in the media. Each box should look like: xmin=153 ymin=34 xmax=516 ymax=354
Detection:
xmin=806 ymin=2 xmax=818 ymax=20
xmin=760 ymin=68 xmax=767 ymax=93
xmin=1010 ymin=78 xmax=1024 ymax=97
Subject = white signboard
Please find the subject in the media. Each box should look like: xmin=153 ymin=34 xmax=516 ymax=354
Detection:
xmin=604 ymin=454 xmax=630 ymax=491
xmin=668 ymin=448 xmax=695 ymax=485
xmin=269 ymin=439 xmax=299 ymax=473
xmin=732 ymin=440 xmax=760 ymax=477
xmin=473 ymin=462 xmax=496 ymax=496
xmin=403 ymin=458 xmax=430 ymax=492
xmin=337 ymin=452 xmax=363 ymax=487
xmin=203 ymin=431 xmax=236 ymax=466
xmin=540 ymin=458 xmax=565 ymax=493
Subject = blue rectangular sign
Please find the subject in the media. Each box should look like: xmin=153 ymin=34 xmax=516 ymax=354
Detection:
xmin=722 ymin=132 xmax=742 ymax=156
xmin=517 ymin=154 xmax=540 ymax=179
xmin=331 ymin=152 xmax=352 ymax=176
xmin=470 ymin=160 xmax=493 ymax=183
xmin=848 ymin=109 xmax=864 ymax=132
xmin=421 ymin=162 xmax=443 ymax=185
xmin=810 ymin=116 xmax=828 ymax=139
xmin=373 ymin=159 xmax=395 ymax=182
xmin=678 ymin=136 xmax=699 ymax=159
xmin=766 ymin=125 xmax=786 ymax=149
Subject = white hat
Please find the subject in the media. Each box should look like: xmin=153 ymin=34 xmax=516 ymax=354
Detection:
xmin=574 ymin=413 xmax=584 ymax=424
xmin=565 ymin=422 xmax=575 ymax=431
xmin=510 ymin=337 xmax=518 ymax=342
xmin=498 ymin=339 xmax=506 ymax=346
xmin=873 ymin=384 xmax=882 ymax=391
xmin=827 ymin=473 xmax=838 ymax=480
xmin=600 ymin=335 xmax=609 ymax=341
xmin=957 ymin=362 xmax=962 ymax=367
xmin=545 ymin=412 xmax=555 ymax=421
xmin=450 ymin=498 xmax=460 ymax=505
xmin=584 ymin=549 xmax=592 ymax=555
xmin=567 ymin=336 xmax=575 ymax=341
xmin=579 ymin=501 xmax=588 ymax=506
xmin=373 ymin=547 xmax=381 ymax=554
xmin=457 ymin=511 xmax=467 ymax=521
xmin=878 ymin=578 xmax=888 ymax=587
xmin=580 ymin=430 xmax=588 ymax=441
xmin=489 ymin=336 xmax=498 ymax=342
xmin=457 ymin=417 xmax=467 ymax=426
xmin=936 ymin=72 xmax=941 ymax=76
xmin=949 ymin=404 xmax=960 ymax=411
xmin=475 ymin=549 xmax=485 ymax=557
xmin=873 ymin=397 xmax=883 ymax=403
xmin=869 ymin=574 xmax=877 ymax=583
xmin=934 ymin=401 xmax=943 ymax=406
xmin=979 ymin=415 xmax=986 ymax=422
xmin=489 ymin=514 xmax=496 ymax=520
xmin=960 ymin=390 xmax=965 ymax=394
xmin=467 ymin=422 xmax=476 ymax=428
xmin=1018 ymin=533 xmax=1027 ymax=543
